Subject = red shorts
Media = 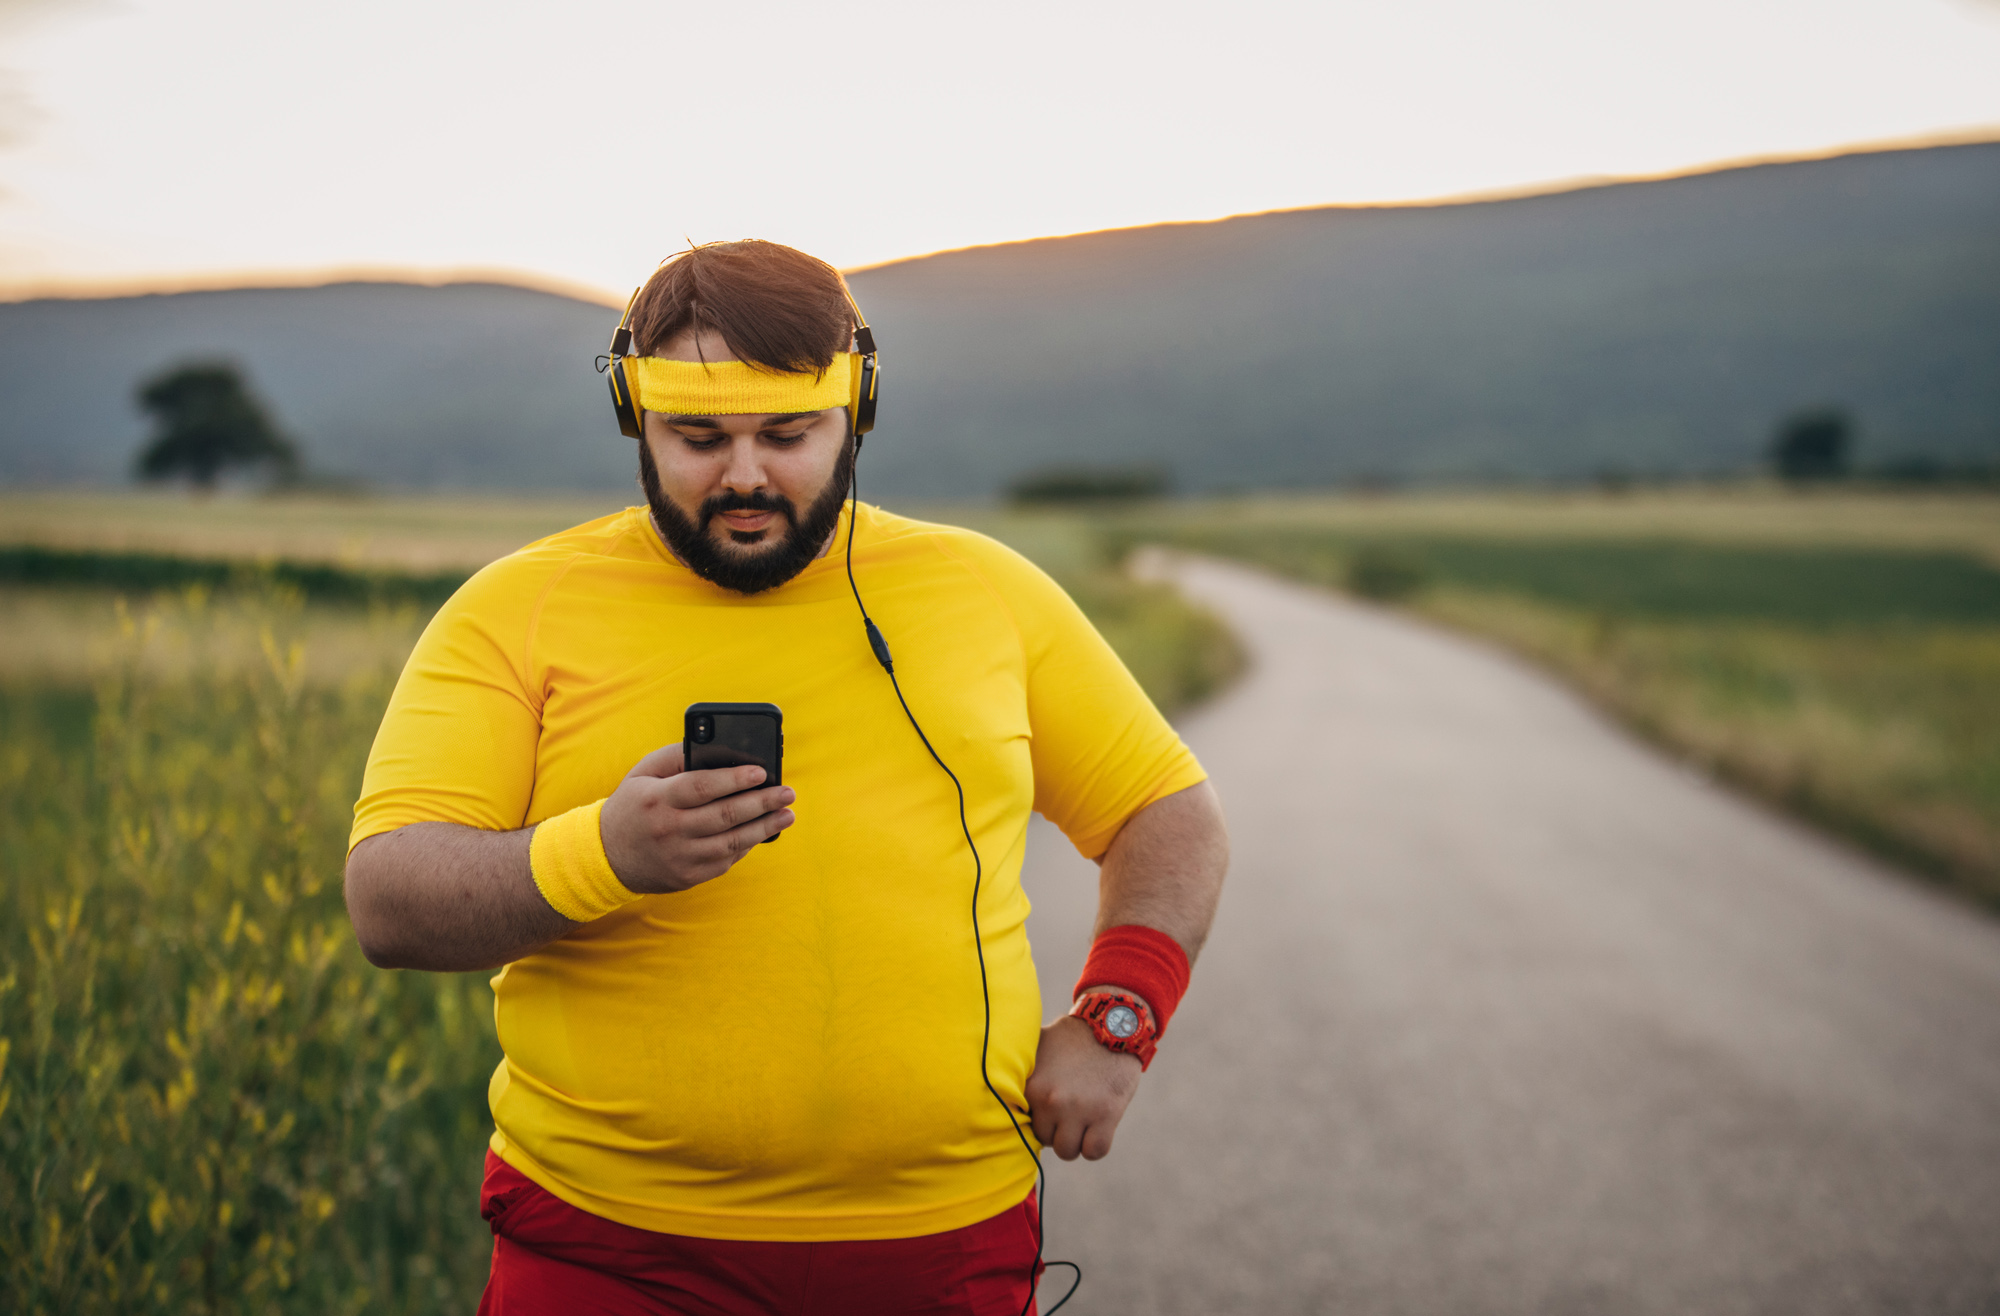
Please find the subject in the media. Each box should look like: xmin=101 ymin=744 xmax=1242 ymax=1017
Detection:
xmin=477 ymin=1152 xmax=1044 ymax=1316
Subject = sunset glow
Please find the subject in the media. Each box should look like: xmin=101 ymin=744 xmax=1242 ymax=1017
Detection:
xmin=2 ymin=0 xmax=1997 ymax=300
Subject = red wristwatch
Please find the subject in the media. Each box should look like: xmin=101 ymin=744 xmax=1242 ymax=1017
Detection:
xmin=1070 ymin=990 xmax=1160 ymax=1069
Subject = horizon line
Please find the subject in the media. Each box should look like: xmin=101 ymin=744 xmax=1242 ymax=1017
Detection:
xmin=0 ymin=264 xmax=628 ymax=309
xmin=842 ymin=124 xmax=2000 ymax=274
xmin=5 ymin=125 xmax=1995 ymax=306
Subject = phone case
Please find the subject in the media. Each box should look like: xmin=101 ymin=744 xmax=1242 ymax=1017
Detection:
xmin=683 ymin=703 xmax=784 ymax=842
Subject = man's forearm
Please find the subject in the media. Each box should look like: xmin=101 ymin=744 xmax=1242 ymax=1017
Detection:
xmin=1026 ymin=781 xmax=1227 ymax=1159
xmin=345 ymin=749 xmax=795 ymax=975
xmin=1093 ymin=781 xmax=1228 ymax=962
xmin=344 ymin=822 xmax=575 ymax=972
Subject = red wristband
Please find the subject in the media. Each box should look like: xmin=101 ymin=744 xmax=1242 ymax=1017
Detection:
xmin=1073 ymin=925 xmax=1191 ymax=1035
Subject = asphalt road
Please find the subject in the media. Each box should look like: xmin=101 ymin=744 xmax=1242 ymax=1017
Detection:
xmin=1020 ymin=555 xmax=2000 ymax=1316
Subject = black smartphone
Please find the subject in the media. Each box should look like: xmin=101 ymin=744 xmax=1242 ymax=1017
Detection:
xmin=683 ymin=703 xmax=784 ymax=843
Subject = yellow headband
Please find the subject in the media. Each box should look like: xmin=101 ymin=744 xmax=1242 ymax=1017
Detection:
xmin=629 ymin=353 xmax=856 ymax=416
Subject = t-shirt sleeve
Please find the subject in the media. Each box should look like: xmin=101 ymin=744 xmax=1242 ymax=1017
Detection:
xmin=956 ymin=537 xmax=1208 ymax=860
xmin=347 ymin=556 xmax=554 ymax=852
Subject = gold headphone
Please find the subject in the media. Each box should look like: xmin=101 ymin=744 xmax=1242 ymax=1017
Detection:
xmin=603 ymin=285 xmax=880 ymax=445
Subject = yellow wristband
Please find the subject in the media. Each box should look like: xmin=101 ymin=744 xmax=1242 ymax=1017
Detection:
xmin=528 ymin=799 xmax=640 ymax=923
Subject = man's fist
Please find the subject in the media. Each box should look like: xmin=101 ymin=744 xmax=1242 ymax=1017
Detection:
xmin=1025 ymin=1016 xmax=1143 ymax=1161
xmin=598 ymin=743 xmax=795 ymax=895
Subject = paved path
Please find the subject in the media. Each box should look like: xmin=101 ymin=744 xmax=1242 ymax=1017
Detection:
xmin=1020 ymin=556 xmax=2000 ymax=1316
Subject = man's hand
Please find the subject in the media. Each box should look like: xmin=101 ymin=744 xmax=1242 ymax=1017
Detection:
xmin=1023 ymin=782 xmax=1227 ymax=1163
xmin=1025 ymin=1016 xmax=1143 ymax=1161
xmin=600 ymin=743 xmax=796 ymax=895
xmin=344 ymin=743 xmax=798 ymax=972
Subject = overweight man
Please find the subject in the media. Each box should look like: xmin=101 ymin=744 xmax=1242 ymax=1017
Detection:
xmin=344 ymin=240 xmax=1228 ymax=1315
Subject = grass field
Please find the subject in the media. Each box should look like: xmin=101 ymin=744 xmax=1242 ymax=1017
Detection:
xmin=1121 ymin=485 xmax=2000 ymax=563
xmin=1118 ymin=487 xmax=2000 ymax=910
xmin=0 ymin=490 xmax=625 ymax=572
xmin=1 ymin=589 xmax=491 ymax=1313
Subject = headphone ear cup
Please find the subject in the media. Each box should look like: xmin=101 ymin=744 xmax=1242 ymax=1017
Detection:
xmin=852 ymin=355 xmax=878 ymax=437
xmin=610 ymin=359 xmax=643 ymax=440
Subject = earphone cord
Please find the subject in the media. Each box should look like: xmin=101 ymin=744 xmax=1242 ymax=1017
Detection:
xmin=844 ymin=468 xmax=1081 ymax=1316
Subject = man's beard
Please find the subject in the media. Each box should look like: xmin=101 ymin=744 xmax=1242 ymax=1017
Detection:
xmin=639 ymin=437 xmax=856 ymax=595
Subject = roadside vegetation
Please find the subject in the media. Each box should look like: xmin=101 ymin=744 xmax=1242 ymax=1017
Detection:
xmin=0 ymin=588 xmax=485 ymax=1313
xmin=1118 ymin=487 xmax=2000 ymax=911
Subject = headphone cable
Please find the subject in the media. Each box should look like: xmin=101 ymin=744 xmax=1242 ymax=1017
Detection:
xmin=843 ymin=464 xmax=1081 ymax=1316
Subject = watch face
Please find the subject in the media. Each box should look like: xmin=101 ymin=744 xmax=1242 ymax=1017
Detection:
xmin=1105 ymin=1004 xmax=1140 ymax=1039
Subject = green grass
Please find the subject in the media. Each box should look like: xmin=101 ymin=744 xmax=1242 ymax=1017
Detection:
xmin=0 ymin=590 xmax=497 ymax=1314
xmin=1113 ymin=485 xmax=2000 ymax=564
xmin=1415 ymin=540 xmax=2000 ymax=626
xmin=0 ymin=490 xmax=627 ymax=573
xmin=0 ymin=545 xmax=468 ymax=609
xmin=1137 ymin=527 xmax=2000 ymax=627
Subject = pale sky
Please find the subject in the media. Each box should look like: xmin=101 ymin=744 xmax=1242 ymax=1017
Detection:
xmin=2 ymin=0 xmax=1998 ymax=303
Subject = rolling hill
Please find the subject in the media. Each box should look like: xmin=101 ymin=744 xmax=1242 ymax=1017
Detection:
xmin=0 ymin=281 xmax=628 ymax=490
xmin=2 ymin=141 xmax=1996 ymax=497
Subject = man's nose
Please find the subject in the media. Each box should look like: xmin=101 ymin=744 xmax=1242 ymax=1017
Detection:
xmin=718 ymin=440 xmax=767 ymax=494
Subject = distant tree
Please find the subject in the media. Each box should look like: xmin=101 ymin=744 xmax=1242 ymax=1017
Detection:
xmin=1007 ymin=463 xmax=1171 ymax=505
xmin=1345 ymin=546 xmax=1428 ymax=602
xmin=1769 ymin=408 xmax=1853 ymax=482
xmin=133 ymin=362 xmax=299 ymax=489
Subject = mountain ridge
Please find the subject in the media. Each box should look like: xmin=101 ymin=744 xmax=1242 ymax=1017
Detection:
xmin=846 ymin=133 xmax=1997 ymax=270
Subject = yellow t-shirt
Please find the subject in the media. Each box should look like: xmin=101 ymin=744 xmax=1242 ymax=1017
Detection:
xmin=349 ymin=502 xmax=1206 ymax=1241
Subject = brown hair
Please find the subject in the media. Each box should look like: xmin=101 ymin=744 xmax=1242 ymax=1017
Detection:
xmin=628 ymin=240 xmax=854 ymax=374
